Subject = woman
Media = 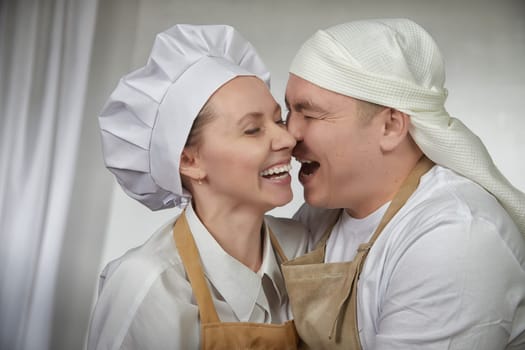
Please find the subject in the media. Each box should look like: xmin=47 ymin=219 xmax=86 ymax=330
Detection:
xmin=87 ymin=24 xmax=307 ymax=349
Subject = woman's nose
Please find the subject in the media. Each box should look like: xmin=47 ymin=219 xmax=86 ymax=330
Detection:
xmin=271 ymin=123 xmax=296 ymax=151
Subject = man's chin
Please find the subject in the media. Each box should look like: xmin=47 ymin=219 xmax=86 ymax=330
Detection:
xmin=303 ymin=189 xmax=325 ymax=208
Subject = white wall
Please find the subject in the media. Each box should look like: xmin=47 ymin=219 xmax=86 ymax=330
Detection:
xmin=57 ymin=0 xmax=525 ymax=348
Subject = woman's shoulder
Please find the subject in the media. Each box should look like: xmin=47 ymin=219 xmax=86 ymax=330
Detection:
xmin=97 ymin=216 xmax=184 ymax=291
xmin=264 ymin=215 xmax=308 ymax=259
xmin=88 ymin=215 xmax=195 ymax=349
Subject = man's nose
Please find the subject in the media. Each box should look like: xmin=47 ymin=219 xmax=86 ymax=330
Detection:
xmin=286 ymin=113 xmax=304 ymax=142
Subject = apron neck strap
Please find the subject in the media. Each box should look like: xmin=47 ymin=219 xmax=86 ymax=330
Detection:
xmin=314 ymin=156 xmax=434 ymax=260
xmin=173 ymin=212 xmax=220 ymax=324
xmin=268 ymin=224 xmax=289 ymax=263
xmin=317 ymin=209 xmax=344 ymax=250
xmin=326 ymin=156 xmax=434 ymax=339
xmin=173 ymin=212 xmax=292 ymax=324
xmin=355 ymin=156 xmax=435 ymax=272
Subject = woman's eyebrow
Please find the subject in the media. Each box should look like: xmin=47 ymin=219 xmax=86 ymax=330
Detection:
xmin=238 ymin=104 xmax=281 ymax=124
xmin=237 ymin=112 xmax=263 ymax=125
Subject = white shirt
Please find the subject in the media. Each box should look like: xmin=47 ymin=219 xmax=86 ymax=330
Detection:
xmin=295 ymin=165 xmax=525 ymax=350
xmin=325 ymin=202 xmax=389 ymax=263
xmin=87 ymin=204 xmax=307 ymax=350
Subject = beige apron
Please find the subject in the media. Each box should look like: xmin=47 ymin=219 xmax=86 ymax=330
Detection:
xmin=173 ymin=213 xmax=299 ymax=350
xmin=282 ymin=156 xmax=434 ymax=350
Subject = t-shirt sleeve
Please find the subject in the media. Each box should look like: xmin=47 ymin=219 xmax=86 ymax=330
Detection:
xmin=371 ymin=215 xmax=525 ymax=350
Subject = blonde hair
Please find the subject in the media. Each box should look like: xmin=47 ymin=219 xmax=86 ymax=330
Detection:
xmin=185 ymin=101 xmax=215 ymax=148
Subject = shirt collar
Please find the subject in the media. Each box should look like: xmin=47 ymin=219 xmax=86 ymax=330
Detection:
xmin=184 ymin=204 xmax=283 ymax=321
xmin=341 ymin=200 xmax=391 ymax=235
xmin=259 ymin=220 xmax=286 ymax=304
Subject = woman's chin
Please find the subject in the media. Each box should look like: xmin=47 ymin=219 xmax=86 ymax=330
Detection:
xmin=266 ymin=190 xmax=293 ymax=210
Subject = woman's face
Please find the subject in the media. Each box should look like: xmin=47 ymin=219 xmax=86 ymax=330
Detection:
xmin=194 ymin=76 xmax=296 ymax=212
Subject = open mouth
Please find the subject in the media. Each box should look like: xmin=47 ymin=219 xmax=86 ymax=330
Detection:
xmin=297 ymin=159 xmax=320 ymax=177
xmin=260 ymin=163 xmax=292 ymax=180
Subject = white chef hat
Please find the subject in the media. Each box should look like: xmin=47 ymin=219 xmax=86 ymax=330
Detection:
xmin=99 ymin=24 xmax=270 ymax=210
xmin=290 ymin=18 xmax=525 ymax=235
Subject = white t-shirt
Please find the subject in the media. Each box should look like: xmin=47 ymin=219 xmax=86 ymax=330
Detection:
xmin=295 ymin=165 xmax=525 ymax=350
xmin=87 ymin=203 xmax=307 ymax=350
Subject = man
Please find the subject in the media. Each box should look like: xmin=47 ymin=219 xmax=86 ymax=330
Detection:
xmin=282 ymin=18 xmax=525 ymax=349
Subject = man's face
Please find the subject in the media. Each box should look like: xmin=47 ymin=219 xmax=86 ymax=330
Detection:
xmin=285 ymin=74 xmax=385 ymax=216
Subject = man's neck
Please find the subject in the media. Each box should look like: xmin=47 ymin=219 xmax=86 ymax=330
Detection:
xmin=346 ymin=150 xmax=424 ymax=219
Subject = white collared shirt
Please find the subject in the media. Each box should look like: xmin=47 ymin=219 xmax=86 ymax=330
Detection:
xmin=87 ymin=204 xmax=307 ymax=350
xmin=295 ymin=165 xmax=525 ymax=350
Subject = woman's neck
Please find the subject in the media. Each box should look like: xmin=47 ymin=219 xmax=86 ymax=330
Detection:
xmin=192 ymin=199 xmax=264 ymax=272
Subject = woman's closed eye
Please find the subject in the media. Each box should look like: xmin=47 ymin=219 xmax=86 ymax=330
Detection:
xmin=244 ymin=127 xmax=261 ymax=135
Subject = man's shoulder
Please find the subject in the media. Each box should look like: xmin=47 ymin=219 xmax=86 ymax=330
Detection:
xmin=411 ymin=165 xmax=515 ymax=227
xmin=293 ymin=203 xmax=340 ymax=230
xmin=88 ymin=216 xmax=193 ymax=350
xmin=291 ymin=203 xmax=342 ymax=250
xmin=384 ymin=165 xmax=524 ymax=264
xmin=264 ymin=215 xmax=308 ymax=259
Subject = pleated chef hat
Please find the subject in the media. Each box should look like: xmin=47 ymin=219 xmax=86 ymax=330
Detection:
xmin=99 ymin=24 xmax=270 ymax=210
xmin=290 ymin=18 xmax=525 ymax=235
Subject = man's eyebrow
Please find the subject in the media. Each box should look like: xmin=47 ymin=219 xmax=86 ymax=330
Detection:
xmin=285 ymin=98 xmax=324 ymax=113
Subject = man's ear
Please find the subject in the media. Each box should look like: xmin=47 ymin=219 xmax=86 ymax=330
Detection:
xmin=379 ymin=108 xmax=411 ymax=152
xmin=179 ymin=147 xmax=205 ymax=182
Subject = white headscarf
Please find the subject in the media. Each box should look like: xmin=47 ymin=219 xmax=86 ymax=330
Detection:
xmin=99 ymin=24 xmax=270 ymax=210
xmin=290 ymin=18 xmax=525 ymax=235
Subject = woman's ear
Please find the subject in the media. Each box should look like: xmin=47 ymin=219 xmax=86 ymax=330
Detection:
xmin=179 ymin=147 xmax=205 ymax=182
xmin=379 ymin=108 xmax=411 ymax=152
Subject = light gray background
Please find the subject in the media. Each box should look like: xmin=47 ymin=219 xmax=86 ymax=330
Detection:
xmin=53 ymin=0 xmax=525 ymax=349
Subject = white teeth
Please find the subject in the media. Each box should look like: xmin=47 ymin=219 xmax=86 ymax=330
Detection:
xmin=260 ymin=163 xmax=292 ymax=176
xmin=296 ymin=158 xmax=313 ymax=164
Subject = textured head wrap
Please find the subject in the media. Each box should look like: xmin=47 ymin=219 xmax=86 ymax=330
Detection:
xmin=99 ymin=24 xmax=270 ymax=210
xmin=290 ymin=18 xmax=525 ymax=234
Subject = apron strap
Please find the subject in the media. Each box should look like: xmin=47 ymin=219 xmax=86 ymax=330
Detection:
xmin=268 ymin=225 xmax=289 ymax=264
xmin=315 ymin=209 xmax=344 ymax=251
xmin=174 ymin=211 xmax=294 ymax=325
xmin=328 ymin=155 xmax=435 ymax=339
xmin=173 ymin=212 xmax=221 ymax=324
xmin=355 ymin=156 xmax=435 ymax=273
